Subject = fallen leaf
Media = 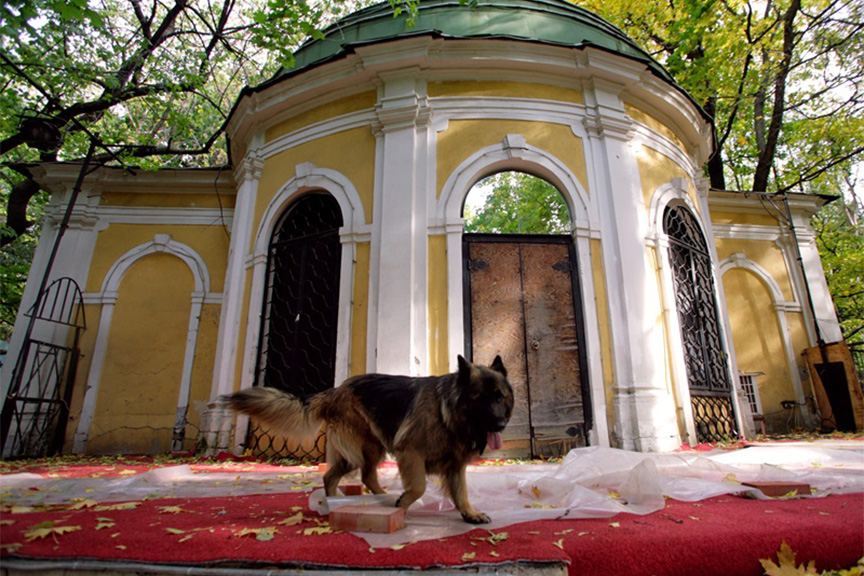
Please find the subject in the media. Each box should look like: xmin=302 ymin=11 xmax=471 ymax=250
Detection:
xmin=461 ymin=552 xmax=476 ymax=562
xmin=722 ymin=473 xmax=740 ymax=484
xmin=578 ymin=531 xmax=590 ymax=536
xmin=10 ymin=506 xmax=35 ymax=514
xmin=165 ymin=528 xmax=186 ymax=535
xmin=531 ymin=486 xmax=541 ymax=498
xmin=157 ymin=506 xmax=190 ymax=514
xmin=24 ymin=523 xmax=81 ymax=542
xmin=69 ymin=498 xmax=99 ymax=510
xmin=552 ymin=539 xmax=564 ymax=550
xmin=0 ymin=542 xmax=22 ymax=553
xmin=0 ymin=519 xmax=15 ymax=526
xmin=179 ymin=535 xmax=195 ymax=543
xmin=236 ymin=527 xmax=278 ymax=541
xmin=300 ymin=526 xmax=332 ymax=536
xmin=116 ymin=545 xmax=127 ymax=550
xmin=490 ymin=551 xmax=499 ymax=557
xmin=609 ymin=522 xmax=620 ymax=528
xmin=760 ymin=541 xmax=819 ymax=576
xmin=95 ymin=518 xmax=115 ymax=530
xmin=94 ymin=502 xmax=140 ymax=512
xmin=277 ymin=512 xmax=304 ymax=526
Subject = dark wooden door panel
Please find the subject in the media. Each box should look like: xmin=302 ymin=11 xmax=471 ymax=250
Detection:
xmin=466 ymin=236 xmax=587 ymax=458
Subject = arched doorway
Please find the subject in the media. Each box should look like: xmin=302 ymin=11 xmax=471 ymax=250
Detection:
xmin=462 ymin=172 xmax=590 ymax=458
xmin=249 ymin=192 xmax=343 ymax=458
xmin=663 ymin=204 xmax=737 ymax=443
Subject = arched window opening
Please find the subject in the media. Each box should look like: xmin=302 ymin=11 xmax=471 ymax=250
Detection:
xmin=663 ymin=204 xmax=737 ymax=443
xmin=463 ymin=172 xmax=570 ymax=234
xmin=255 ymin=192 xmax=343 ymax=400
xmin=461 ymin=171 xmax=589 ymax=458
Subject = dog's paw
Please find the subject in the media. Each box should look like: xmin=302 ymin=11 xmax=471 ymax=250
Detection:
xmin=462 ymin=511 xmax=491 ymax=524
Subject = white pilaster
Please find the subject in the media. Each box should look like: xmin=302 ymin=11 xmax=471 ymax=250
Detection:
xmin=208 ymin=153 xmax=263 ymax=402
xmin=584 ymin=79 xmax=680 ymax=452
xmin=368 ymin=70 xmax=432 ymax=376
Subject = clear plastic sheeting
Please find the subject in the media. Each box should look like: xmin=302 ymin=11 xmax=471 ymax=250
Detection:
xmin=2 ymin=446 xmax=862 ymax=548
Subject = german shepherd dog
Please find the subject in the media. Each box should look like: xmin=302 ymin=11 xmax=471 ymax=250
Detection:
xmin=224 ymin=355 xmax=513 ymax=523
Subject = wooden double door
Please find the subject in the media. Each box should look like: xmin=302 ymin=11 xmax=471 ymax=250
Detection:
xmin=464 ymin=234 xmax=590 ymax=458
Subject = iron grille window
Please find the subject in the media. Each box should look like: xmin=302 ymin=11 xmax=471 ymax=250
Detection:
xmin=664 ymin=205 xmax=731 ymax=395
xmin=255 ymin=193 xmax=343 ymax=399
xmin=663 ymin=205 xmax=737 ymax=442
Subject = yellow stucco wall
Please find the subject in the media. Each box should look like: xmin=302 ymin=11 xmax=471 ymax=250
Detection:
xmin=254 ymin=127 xmax=376 ymax=232
xmin=636 ymin=146 xmax=695 ymax=213
xmin=590 ymin=238 xmax=615 ymax=437
xmin=428 ymin=235 xmax=449 ymax=376
xmin=714 ymin=239 xmax=795 ymax=302
xmin=625 ymin=103 xmax=686 ymax=152
xmin=265 ymin=91 xmax=377 ymax=142
xmin=87 ymin=254 xmax=193 ymax=454
xmin=721 ymin=268 xmax=798 ymax=430
xmin=436 ymin=119 xmax=589 ymax=199
xmin=350 ymin=242 xmax=371 ymax=377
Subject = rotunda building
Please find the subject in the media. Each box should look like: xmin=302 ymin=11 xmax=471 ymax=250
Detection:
xmin=3 ymin=0 xmax=846 ymax=458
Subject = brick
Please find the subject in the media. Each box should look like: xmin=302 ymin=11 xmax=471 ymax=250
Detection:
xmin=330 ymin=505 xmax=405 ymax=533
xmin=339 ymin=483 xmax=363 ymax=496
xmin=742 ymin=481 xmax=812 ymax=497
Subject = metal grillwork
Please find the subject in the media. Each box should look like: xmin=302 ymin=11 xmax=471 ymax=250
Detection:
xmin=1 ymin=278 xmax=85 ymax=458
xmin=248 ymin=193 xmax=343 ymax=460
xmin=663 ymin=205 xmax=737 ymax=443
xmin=691 ymin=395 xmax=737 ymax=442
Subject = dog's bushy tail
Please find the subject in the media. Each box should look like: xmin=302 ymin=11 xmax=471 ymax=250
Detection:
xmin=223 ymin=387 xmax=323 ymax=440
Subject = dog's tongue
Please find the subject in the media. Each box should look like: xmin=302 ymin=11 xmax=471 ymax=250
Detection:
xmin=487 ymin=431 xmax=503 ymax=451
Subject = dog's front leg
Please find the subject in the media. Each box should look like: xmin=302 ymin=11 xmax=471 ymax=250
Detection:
xmin=445 ymin=465 xmax=490 ymax=524
xmin=395 ymin=451 xmax=426 ymax=511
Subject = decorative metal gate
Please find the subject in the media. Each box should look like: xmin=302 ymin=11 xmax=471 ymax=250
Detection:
xmin=0 ymin=278 xmax=85 ymax=458
xmin=664 ymin=205 xmax=737 ymax=443
xmin=247 ymin=193 xmax=343 ymax=460
xmin=464 ymin=234 xmax=591 ymax=458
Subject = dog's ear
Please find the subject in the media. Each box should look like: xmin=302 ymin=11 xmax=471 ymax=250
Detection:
xmin=490 ymin=355 xmax=507 ymax=377
xmin=457 ymin=354 xmax=471 ymax=376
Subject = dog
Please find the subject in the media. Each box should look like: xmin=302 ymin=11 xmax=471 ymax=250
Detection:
xmin=224 ymin=355 xmax=513 ymax=523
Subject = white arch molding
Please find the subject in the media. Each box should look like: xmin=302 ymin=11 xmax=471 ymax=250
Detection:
xmin=435 ymin=134 xmax=609 ymax=447
xmin=234 ymin=164 xmax=369 ymax=451
xmin=719 ymin=253 xmax=808 ymax=411
xmin=74 ymin=235 xmax=217 ymax=453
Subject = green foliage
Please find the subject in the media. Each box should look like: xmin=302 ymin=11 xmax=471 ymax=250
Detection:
xmin=464 ymin=172 xmax=570 ymax=234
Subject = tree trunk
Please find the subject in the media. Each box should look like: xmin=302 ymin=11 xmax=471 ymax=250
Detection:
xmin=752 ymin=0 xmax=801 ymax=193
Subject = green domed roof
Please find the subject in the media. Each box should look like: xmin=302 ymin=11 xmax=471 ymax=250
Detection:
xmin=278 ymin=0 xmax=674 ymax=86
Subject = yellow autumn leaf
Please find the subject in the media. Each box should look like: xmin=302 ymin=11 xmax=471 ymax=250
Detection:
xmin=0 ymin=519 xmax=15 ymax=525
xmin=300 ymin=526 xmax=332 ymax=536
xmin=552 ymin=539 xmax=564 ymax=550
xmin=235 ymin=527 xmax=278 ymax=541
xmin=722 ymin=473 xmax=741 ymax=484
xmin=461 ymin=552 xmax=476 ymax=562
xmin=69 ymin=498 xmax=99 ymax=510
xmin=94 ymin=502 xmax=140 ymax=511
xmin=609 ymin=522 xmax=620 ymax=528
xmin=760 ymin=541 xmax=820 ymax=576
xmin=531 ymin=486 xmax=541 ymax=498
xmin=0 ymin=542 xmax=23 ymax=553
xmin=95 ymin=518 xmax=115 ymax=530
xmin=277 ymin=512 xmax=304 ymax=526
xmin=165 ymin=528 xmax=186 ymax=535
xmin=157 ymin=506 xmax=190 ymax=514
xmin=24 ymin=524 xmax=82 ymax=541
xmin=490 ymin=551 xmax=499 ymax=557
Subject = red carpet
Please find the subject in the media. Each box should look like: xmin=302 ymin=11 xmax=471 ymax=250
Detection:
xmin=2 ymin=488 xmax=861 ymax=574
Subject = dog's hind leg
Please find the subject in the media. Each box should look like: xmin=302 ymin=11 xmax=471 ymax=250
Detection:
xmin=323 ymin=453 xmax=355 ymax=496
xmin=445 ymin=464 xmax=490 ymax=524
xmin=394 ymin=451 xmax=426 ymax=511
xmin=361 ymin=443 xmax=386 ymax=495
